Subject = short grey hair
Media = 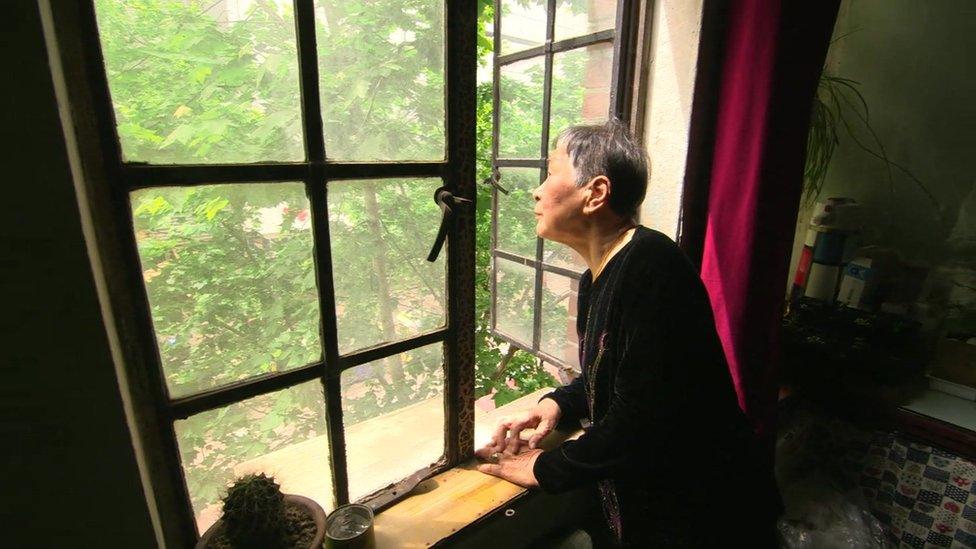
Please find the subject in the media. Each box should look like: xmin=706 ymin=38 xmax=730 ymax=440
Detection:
xmin=554 ymin=119 xmax=649 ymax=222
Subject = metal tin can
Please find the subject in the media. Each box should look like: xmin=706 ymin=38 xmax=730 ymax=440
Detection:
xmin=324 ymin=504 xmax=375 ymax=549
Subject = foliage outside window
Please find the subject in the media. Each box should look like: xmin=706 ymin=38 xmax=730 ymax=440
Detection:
xmin=93 ymin=0 xmax=459 ymax=535
xmin=489 ymin=0 xmax=625 ymax=381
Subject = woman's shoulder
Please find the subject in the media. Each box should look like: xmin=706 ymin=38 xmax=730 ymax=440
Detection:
xmin=624 ymin=226 xmax=694 ymax=276
xmin=612 ymin=226 xmax=711 ymax=309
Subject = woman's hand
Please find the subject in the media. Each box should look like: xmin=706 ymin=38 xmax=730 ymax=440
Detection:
xmin=473 ymin=399 xmax=560 ymax=487
xmin=475 ymin=448 xmax=543 ymax=488
xmin=477 ymin=398 xmax=562 ymax=458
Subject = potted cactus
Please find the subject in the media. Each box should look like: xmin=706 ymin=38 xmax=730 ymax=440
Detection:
xmin=196 ymin=473 xmax=326 ymax=549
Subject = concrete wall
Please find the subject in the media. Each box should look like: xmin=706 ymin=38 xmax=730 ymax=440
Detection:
xmin=4 ymin=2 xmax=157 ymax=545
xmin=639 ymin=0 xmax=704 ymax=239
xmin=789 ymin=0 xmax=976 ymax=283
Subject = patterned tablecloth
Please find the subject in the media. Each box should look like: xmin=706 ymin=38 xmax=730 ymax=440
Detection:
xmin=778 ymin=404 xmax=975 ymax=548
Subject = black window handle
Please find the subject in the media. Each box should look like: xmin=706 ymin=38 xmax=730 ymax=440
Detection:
xmin=426 ymin=186 xmax=472 ymax=263
xmin=481 ymin=167 xmax=509 ymax=195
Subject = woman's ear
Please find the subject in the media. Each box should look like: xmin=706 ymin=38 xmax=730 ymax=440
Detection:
xmin=582 ymin=175 xmax=611 ymax=215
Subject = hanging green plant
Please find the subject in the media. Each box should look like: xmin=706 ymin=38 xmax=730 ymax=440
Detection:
xmin=803 ymin=73 xmax=941 ymax=219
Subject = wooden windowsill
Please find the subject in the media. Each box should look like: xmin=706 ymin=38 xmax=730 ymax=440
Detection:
xmin=373 ymin=388 xmax=580 ymax=548
xmin=231 ymin=388 xmax=579 ymax=547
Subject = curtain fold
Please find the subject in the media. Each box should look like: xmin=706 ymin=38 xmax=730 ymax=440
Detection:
xmin=696 ymin=0 xmax=841 ymax=439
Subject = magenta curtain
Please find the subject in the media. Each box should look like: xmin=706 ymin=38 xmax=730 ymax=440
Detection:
xmin=697 ymin=0 xmax=840 ymax=438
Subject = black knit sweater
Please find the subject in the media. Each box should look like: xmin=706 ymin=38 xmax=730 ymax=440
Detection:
xmin=533 ymin=226 xmax=781 ymax=547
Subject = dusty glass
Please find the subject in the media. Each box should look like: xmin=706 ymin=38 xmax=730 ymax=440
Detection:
xmin=497 ymin=168 xmax=541 ymax=258
xmin=340 ymin=343 xmax=445 ymax=501
xmin=494 ymin=258 xmax=536 ymax=346
xmin=499 ymin=57 xmax=546 ymax=159
xmin=327 ymin=178 xmax=447 ymax=355
xmin=94 ymin=0 xmax=304 ymax=163
xmin=174 ymin=381 xmax=332 ymax=534
xmin=315 ymin=0 xmax=445 ymax=161
xmin=131 ymin=183 xmax=321 ymax=398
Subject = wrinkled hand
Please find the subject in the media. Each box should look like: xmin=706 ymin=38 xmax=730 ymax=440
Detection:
xmin=481 ymin=398 xmax=562 ymax=456
xmin=475 ymin=448 xmax=543 ymax=488
xmin=472 ymin=399 xmax=561 ymax=488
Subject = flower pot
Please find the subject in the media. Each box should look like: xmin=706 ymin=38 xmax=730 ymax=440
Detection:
xmin=196 ymin=494 xmax=327 ymax=549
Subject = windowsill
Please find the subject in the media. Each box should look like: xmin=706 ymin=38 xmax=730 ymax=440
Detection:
xmin=891 ymin=377 xmax=976 ymax=461
xmin=231 ymin=388 xmax=580 ymax=547
xmin=900 ymin=378 xmax=976 ymax=432
xmin=372 ymin=388 xmax=581 ymax=548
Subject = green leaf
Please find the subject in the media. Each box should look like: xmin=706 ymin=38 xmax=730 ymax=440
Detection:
xmin=160 ymin=124 xmax=195 ymax=149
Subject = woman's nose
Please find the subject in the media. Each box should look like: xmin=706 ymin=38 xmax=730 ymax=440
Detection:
xmin=532 ymin=186 xmax=541 ymax=201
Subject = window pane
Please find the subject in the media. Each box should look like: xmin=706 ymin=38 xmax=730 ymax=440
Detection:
xmin=94 ymin=0 xmax=303 ymax=164
xmin=550 ymin=42 xmax=614 ymax=136
xmin=544 ymin=239 xmax=587 ymax=273
xmin=540 ymin=272 xmax=581 ymax=369
xmin=554 ymin=0 xmax=618 ymax=43
xmin=174 ymin=381 xmax=331 ymax=534
xmin=328 ymin=179 xmax=446 ymax=355
xmin=495 ymin=259 xmax=536 ymax=346
xmin=499 ymin=0 xmax=547 ymax=56
xmin=341 ymin=343 xmax=445 ymax=501
xmin=499 ymin=57 xmax=545 ymax=159
xmin=497 ymin=168 xmax=540 ymax=257
xmin=131 ymin=184 xmax=321 ymax=398
xmin=315 ymin=0 xmax=445 ymax=161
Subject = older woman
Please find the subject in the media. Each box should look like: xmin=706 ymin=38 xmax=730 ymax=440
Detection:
xmin=476 ymin=120 xmax=782 ymax=547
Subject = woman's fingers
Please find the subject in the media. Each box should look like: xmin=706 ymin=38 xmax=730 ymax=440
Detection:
xmin=490 ymin=419 xmax=514 ymax=449
xmin=476 ymin=462 xmax=502 ymax=476
xmin=473 ymin=444 xmax=497 ymax=460
xmin=503 ymin=417 xmax=533 ymax=454
xmin=476 ymin=450 xmax=542 ymax=488
xmin=527 ymin=417 xmax=553 ymax=449
xmin=490 ymin=414 xmax=535 ymax=453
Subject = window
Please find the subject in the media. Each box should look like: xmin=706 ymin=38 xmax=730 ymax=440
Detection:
xmin=488 ymin=0 xmax=641 ymax=375
xmin=54 ymin=0 xmax=475 ymax=544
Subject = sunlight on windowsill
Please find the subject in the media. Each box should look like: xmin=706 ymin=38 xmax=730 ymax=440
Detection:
xmin=228 ymin=387 xmax=579 ymax=547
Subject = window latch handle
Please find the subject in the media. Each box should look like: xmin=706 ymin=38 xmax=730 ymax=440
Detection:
xmin=426 ymin=186 xmax=471 ymax=263
xmin=481 ymin=167 xmax=509 ymax=195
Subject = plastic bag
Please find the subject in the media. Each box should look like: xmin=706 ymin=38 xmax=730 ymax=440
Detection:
xmin=776 ymin=475 xmax=887 ymax=548
xmin=775 ymin=410 xmax=887 ymax=548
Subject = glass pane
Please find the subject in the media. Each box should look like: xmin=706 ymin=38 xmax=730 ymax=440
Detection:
xmin=175 ymin=381 xmax=331 ymax=534
xmin=94 ymin=0 xmax=303 ymax=164
xmin=550 ymin=42 xmax=614 ymax=136
xmin=342 ymin=343 xmax=445 ymax=501
xmin=131 ymin=184 xmax=321 ymax=398
xmin=315 ymin=0 xmax=445 ymax=161
xmin=328 ymin=179 xmax=446 ymax=355
xmin=499 ymin=57 xmax=545 ymax=159
xmin=495 ymin=259 xmax=536 ymax=345
xmin=544 ymin=239 xmax=588 ymax=273
xmin=554 ymin=0 xmax=618 ymax=43
xmin=499 ymin=0 xmax=547 ymax=55
xmin=497 ymin=168 xmax=540 ymax=257
xmin=541 ymin=272 xmax=581 ymax=369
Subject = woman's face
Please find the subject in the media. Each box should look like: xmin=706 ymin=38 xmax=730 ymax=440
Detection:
xmin=533 ymin=143 xmax=588 ymax=243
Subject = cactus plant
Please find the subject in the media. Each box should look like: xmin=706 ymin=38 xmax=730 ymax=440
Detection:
xmin=221 ymin=473 xmax=288 ymax=549
xmin=196 ymin=472 xmax=325 ymax=549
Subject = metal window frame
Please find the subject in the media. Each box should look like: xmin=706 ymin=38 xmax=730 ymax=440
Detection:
xmin=47 ymin=1 xmax=475 ymax=546
xmin=489 ymin=0 xmax=645 ymax=370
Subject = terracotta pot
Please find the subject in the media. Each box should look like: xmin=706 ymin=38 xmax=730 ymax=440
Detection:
xmin=196 ymin=494 xmax=327 ymax=549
